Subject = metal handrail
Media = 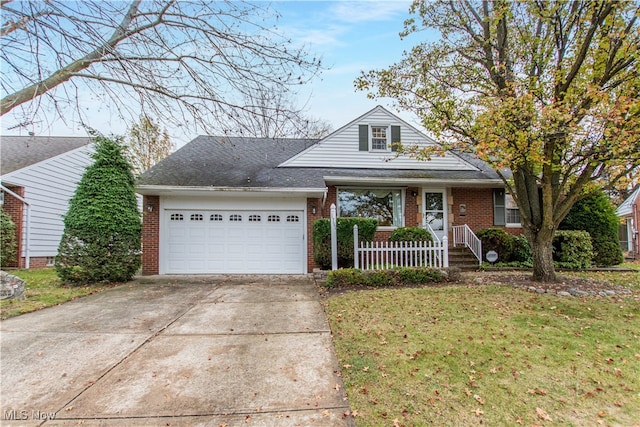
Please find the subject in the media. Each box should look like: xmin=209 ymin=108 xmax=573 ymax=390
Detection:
xmin=424 ymin=223 xmax=441 ymax=243
xmin=452 ymin=224 xmax=482 ymax=265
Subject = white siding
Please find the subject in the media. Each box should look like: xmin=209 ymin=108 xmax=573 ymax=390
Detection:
xmin=2 ymin=145 xmax=94 ymax=258
xmin=280 ymin=106 xmax=477 ymax=171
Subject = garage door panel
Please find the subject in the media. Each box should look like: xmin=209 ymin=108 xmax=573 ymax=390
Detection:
xmin=164 ymin=209 xmax=304 ymax=274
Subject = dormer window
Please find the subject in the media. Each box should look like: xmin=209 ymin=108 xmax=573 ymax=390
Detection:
xmin=371 ymin=126 xmax=389 ymax=151
xmin=359 ymin=124 xmax=400 ymax=152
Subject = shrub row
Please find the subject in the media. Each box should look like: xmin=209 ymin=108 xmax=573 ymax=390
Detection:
xmin=477 ymin=228 xmax=595 ymax=268
xmin=326 ymin=267 xmax=450 ymax=288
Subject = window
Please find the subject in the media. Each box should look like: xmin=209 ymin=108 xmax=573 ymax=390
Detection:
xmin=493 ymin=189 xmax=521 ymax=227
xmin=268 ymin=215 xmax=280 ymax=222
xmin=170 ymin=213 xmax=184 ymax=221
xmin=46 ymin=257 xmax=55 ymax=267
xmin=359 ymin=125 xmax=400 ymax=152
xmin=286 ymin=215 xmax=300 ymax=222
xmin=249 ymin=214 xmax=261 ymax=222
xmin=229 ymin=214 xmax=242 ymax=222
xmin=338 ymin=188 xmax=403 ymax=227
xmin=190 ymin=213 xmax=203 ymax=221
xmin=210 ymin=214 xmax=223 ymax=221
xmin=371 ymin=126 xmax=388 ymax=150
xmin=505 ymin=194 xmax=521 ymax=226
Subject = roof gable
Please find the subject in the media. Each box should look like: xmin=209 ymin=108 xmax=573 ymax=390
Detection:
xmin=616 ymin=186 xmax=640 ymax=216
xmin=1 ymin=136 xmax=92 ymax=175
xmin=279 ymin=105 xmax=477 ymax=171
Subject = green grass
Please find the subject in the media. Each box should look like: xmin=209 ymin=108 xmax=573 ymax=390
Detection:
xmin=1 ymin=269 xmax=116 ymax=319
xmin=326 ymin=283 xmax=640 ymax=426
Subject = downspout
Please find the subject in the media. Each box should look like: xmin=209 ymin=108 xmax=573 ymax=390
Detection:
xmin=1 ymin=184 xmax=31 ymax=268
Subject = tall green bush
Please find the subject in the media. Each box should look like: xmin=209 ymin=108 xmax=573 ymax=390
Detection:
xmin=476 ymin=228 xmax=514 ymax=262
xmin=559 ymin=190 xmax=623 ymax=266
xmin=0 ymin=210 xmax=17 ymax=267
xmin=552 ymin=230 xmax=593 ymax=269
xmin=313 ymin=217 xmax=378 ymax=269
xmin=389 ymin=226 xmax=434 ymax=243
xmin=56 ymin=134 xmax=141 ymax=284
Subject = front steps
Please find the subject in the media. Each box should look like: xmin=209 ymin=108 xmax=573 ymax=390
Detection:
xmin=448 ymin=246 xmax=481 ymax=270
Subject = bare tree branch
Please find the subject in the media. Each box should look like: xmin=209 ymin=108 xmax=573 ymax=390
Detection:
xmin=1 ymin=0 xmax=323 ymax=133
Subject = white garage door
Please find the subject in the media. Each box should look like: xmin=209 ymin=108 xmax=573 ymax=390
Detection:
xmin=164 ymin=210 xmax=304 ymax=274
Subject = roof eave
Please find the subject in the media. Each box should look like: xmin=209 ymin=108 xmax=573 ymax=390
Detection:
xmin=136 ymin=185 xmax=327 ymax=198
xmin=322 ymin=176 xmax=504 ymax=187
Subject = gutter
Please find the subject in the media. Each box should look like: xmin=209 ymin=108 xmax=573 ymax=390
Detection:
xmin=1 ymin=184 xmax=31 ymax=268
xmin=136 ymin=185 xmax=327 ymax=198
xmin=322 ymin=176 xmax=505 ymax=187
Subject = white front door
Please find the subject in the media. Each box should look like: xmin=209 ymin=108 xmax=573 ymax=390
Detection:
xmin=423 ymin=190 xmax=447 ymax=241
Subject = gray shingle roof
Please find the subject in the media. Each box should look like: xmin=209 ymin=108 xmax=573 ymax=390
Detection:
xmin=137 ymin=135 xmax=502 ymax=189
xmin=1 ymin=135 xmax=92 ymax=175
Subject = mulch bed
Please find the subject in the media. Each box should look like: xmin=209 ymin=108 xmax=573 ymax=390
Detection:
xmin=460 ymin=271 xmax=637 ymax=297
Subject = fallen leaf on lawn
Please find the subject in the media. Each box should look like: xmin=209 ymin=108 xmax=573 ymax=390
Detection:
xmin=474 ymin=394 xmax=485 ymax=405
xmin=351 ymin=409 xmax=359 ymax=417
xmin=598 ymin=410 xmax=607 ymax=417
xmin=363 ymin=366 xmax=369 ymax=372
xmin=334 ymin=384 xmax=341 ymax=391
xmin=473 ymin=408 xmax=484 ymax=417
xmin=536 ymin=407 xmax=552 ymax=421
xmin=393 ymin=418 xmax=401 ymax=427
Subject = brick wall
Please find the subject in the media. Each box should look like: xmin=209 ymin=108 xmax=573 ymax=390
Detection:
xmin=451 ymin=187 xmax=523 ymax=235
xmin=142 ymin=195 xmax=160 ymax=275
xmin=2 ymin=186 xmax=25 ymax=268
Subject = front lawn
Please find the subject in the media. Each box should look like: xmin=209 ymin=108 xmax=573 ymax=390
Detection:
xmin=0 ymin=269 xmax=115 ymax=319
xmin=325 ymin=280 xmax=640 ymax=426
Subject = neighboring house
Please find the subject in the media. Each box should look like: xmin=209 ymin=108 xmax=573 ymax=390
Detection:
xmin=1 ymin=136 xmax=94 ymax=268
xmin=616 ymin=186 xmax=639 ymax=260
xmin=137 ymin=106 xmax=522 ymax=275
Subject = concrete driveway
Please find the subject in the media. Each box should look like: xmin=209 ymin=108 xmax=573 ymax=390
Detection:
xmin=0 ymin=275 xmax=354 ymax=426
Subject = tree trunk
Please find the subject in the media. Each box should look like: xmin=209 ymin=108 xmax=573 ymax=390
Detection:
xmin=528 ymin=229 xmax=556 ymax=282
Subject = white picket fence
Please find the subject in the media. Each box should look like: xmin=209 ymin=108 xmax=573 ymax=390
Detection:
xmin=353 ymin=225 xmax=449 ymax=270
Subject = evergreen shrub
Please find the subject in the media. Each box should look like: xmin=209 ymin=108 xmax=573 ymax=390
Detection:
xmin=313 ymin=217 xmax=377 ymax=269
xmin=56 ymin=135 xmax=141 ymax=284
xmin=552 ymin=230 xmax=593 ymax=269
xmin=389 ymin=227 xmax=434 ymax=243
xmin=476 ymin=228 xmax=514 ymax=262
xmin=559 ymin=190 xmax=623 ymax=266
xmin=0 ymin=210 xmax=17 ymax=267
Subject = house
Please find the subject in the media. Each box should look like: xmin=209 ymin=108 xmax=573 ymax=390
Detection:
xmin=137 ymin=106 xmax=522 ymax=275
xmin=616 ymin=186 xmax=639 ymax=260
xmin=1 ymin=136 xmax=94 ymax=268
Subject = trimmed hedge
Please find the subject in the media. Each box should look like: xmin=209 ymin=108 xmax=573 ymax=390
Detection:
xmin=389 ymin=227 xmax=434 ymax=243
xmin=476 ymin=228 xmax=514 ymax=262
xmin=552 ymin=230 xmax=593 ymax=269
xmin=559 ymin=190 xmax=623 ymax=266
xmin=326 ymin=267 xmax=448 ymax=288
xmin=313 ymin=217 xmax=378 ymax=269
xmin=477 ymin=228 xmax=595 ymax=269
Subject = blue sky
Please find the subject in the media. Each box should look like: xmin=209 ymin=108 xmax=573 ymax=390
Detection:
xmin=2 ymin=1 xmax=430 ymax=147
xmin=275 ymin=1 xmax=419 ymax=126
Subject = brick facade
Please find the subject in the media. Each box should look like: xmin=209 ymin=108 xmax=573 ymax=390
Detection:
xmin=141 ymin=195 xmax=160 ymax=275
xmin=142 ymin=186 xmax=522 ymax=275
xmin=2 ymin=186 xmax=25 ymax=268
